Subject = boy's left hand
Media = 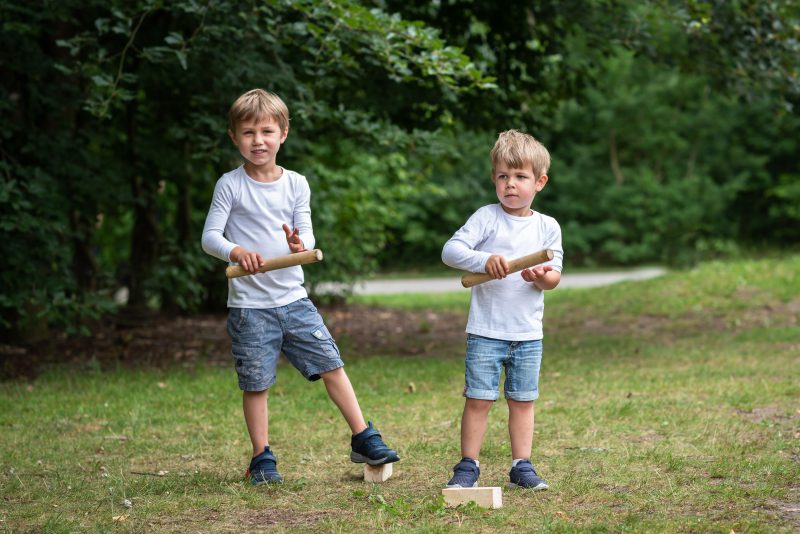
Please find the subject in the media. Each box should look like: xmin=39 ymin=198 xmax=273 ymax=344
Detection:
xmin=521 ymin=265 xmax=554 ymax=283
xmin=282 ymin=224 xmax=306 ymax=253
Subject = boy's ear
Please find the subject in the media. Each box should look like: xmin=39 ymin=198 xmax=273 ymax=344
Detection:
xmin=280 ymin=126 xmax=289 ymax=144
xmin=228 ymin=129 xmax=237 ymax=144
xmin=536 ymin=174 xmax=548 ymax=191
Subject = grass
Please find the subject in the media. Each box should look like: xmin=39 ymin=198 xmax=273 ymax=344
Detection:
xmin=2 ymin=255 xmax=799 ymax=533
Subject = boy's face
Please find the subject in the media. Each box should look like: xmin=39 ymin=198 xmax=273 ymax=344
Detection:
xmin=228 ymin=115 xmax=288 ymax=170
xmin=492 ymin=163 xmax=547 ymax=217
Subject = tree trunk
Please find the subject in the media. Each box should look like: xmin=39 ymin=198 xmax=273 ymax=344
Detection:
xmin=126 ymin=101 xmax=160 ymax=310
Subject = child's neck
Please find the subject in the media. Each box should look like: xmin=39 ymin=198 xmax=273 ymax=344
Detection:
xmin=500 ymin=204 xmax=534 ymax=217
xmin=244 ymin=161 xmax=282 ymax=183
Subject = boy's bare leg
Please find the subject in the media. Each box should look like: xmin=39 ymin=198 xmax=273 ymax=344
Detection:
xmin=507 ymin=399 xmax=534 ymax=459
xmin=243 ymin=390 xmax=269 ymax=457
xmin=320 ymin=367 xmax=368 ymax=434
xmin=460 ymin=398 xmax=494 ymax=459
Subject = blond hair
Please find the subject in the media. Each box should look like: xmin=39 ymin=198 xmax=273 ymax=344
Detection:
xmin=228 ymin=89 xmax=290 ymax=133
xmin=490 ymin=129 xmax=550 ymax=178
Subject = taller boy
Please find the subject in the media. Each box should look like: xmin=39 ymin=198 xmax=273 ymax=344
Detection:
xmin=202 ymin=89 xmax=399 ymax=484
xmin=442 ymin=130 xmax=563 ymax=490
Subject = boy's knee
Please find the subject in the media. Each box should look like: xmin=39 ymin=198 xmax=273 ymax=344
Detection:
xmin=319 ymin=367 xmax=345 ymax=379
xmin=465 ymin=398 xmax=494 ymax=412
xmin=506 ymin=398 xmax=534 ymax=411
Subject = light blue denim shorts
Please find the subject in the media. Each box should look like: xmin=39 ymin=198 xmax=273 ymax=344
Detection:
xmin=227 ymin=298 xmax=344 ymax=391
xmin=464 ymin=334 xmax=543 ymax=401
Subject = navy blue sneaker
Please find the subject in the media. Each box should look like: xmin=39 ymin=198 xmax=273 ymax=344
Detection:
xmin=508 ymin=460 xmax=548 ymax=490
xmin=350 ymin=421 xmax=400 ymax=465
xmin=246 ymin=446 xmax=282 ymax=485
xmin=446 ymin=458 xmax=480 ymax=488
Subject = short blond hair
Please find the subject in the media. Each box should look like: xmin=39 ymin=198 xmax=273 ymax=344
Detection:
xmin=228 ymin=89 xmax=290 ymax=133
xmin=490 ymin=129 xmax=550 ymax=178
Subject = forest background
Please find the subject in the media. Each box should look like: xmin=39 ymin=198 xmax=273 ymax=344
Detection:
xmin=1 ymin=0 xmax=798 ymax=340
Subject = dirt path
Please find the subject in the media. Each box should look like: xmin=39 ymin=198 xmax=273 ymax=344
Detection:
xmin=317 ymin=267 xmax=667 ymax=295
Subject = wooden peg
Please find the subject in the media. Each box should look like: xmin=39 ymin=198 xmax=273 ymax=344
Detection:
xmin=364 ymin=463 xmax=393 ymax=483
xmin=442 ymin=487 xmax=503 ymax=508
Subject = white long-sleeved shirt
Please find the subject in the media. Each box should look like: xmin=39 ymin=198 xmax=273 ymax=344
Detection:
xmin=201 ymin=165 xmax=315 ymax=308
xmin=442 ymin=203 xmax=563 ymax=340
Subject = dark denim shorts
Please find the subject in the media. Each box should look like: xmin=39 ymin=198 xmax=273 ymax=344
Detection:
xmin=464 ymin=334 xmax=543 ymax=401
xmin=227 ymin=298 xmax=344 ymax=391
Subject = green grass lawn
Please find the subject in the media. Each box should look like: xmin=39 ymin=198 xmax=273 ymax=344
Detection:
xmin=2 ymin=256 xmax=798 ymax=533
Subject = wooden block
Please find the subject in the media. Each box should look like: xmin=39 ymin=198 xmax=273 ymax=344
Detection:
xmin=442 ymin=487 xmax=503 ymax=509
xmin=364 ymin=463 xmax=393 ymax=483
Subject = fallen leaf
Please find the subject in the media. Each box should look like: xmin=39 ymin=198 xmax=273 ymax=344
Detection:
xmin=112 ymin=515 xmax=128 ymax=522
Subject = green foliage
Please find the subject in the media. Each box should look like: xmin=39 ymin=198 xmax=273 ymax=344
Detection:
xmin=546 ymin=49 xmax=749 ymax=265
xmin=1 ymin=0 xmax=798 ymax=337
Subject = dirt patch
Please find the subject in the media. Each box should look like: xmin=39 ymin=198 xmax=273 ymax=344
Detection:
xmin=147 ymin=507 xmax=341 ymax=532
xmin=237 ymin=509 xmax=339 ymax=528
xmin=734 ymin=406 xmax=799 ymax=423
xmin=3 ymin=296 xmax=796 ymax=381
xmin=0 ymin=304 xmax=468 ymax=380
xmin=760 ymin=496 xmax=800 ymax=530
xmin=571 ymin=298 xmax=800 ymax=342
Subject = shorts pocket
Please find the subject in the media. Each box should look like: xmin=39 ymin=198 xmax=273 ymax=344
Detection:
xmin=231 ymin=342 xmax=264 ymax=384
xmin=309 ymin=325 xmax=340 ymax=358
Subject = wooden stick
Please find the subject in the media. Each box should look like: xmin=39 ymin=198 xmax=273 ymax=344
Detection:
xmin=461 ymin=249 xmax=554 ymax=288
xmin=225 ymin=249 xmax=324 ymax=279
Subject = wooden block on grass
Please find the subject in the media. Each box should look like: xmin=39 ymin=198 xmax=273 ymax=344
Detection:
xmin=364 ymin=463 xmax=393 ymax=483
xmin=442 ymin=487 xmax=503 ymax=509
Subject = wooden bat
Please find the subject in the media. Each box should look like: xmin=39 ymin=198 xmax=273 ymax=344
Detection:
xmin=225 ymin=249 xmax=324 ymax=279
xmin=461 ymin=249 xmax=554 ymax=288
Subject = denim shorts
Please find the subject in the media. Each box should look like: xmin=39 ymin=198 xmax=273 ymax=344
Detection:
xmin=464 ymin=334 xmax=543 ymax=401
xmin=227 ymin=298 xmax=344 ymax=391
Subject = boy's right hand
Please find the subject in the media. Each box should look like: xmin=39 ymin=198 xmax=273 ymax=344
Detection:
xmin=485 ymin=255 xmax=510 ymax=279
xmin=230 ymin=246 xmax=264 ymax=273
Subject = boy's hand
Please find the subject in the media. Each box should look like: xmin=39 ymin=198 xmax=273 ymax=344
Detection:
xmin=230 ymin=246 xmax=264 ymax=273
xmin=485 ymin=255 xmax=510 ymax=279
xmin=521 ymin=265 xmax=554 ymax=283
xmin=282 ymin=224 xmax=306 ymax=253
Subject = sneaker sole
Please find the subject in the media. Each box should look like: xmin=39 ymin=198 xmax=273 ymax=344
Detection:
xmin=350 ymin=451 xmax=400 ymax=465
xmin=445 ymin=482 xmax=479 ymax=488
xmin=508 ymin=481 xmax=548 ymax=490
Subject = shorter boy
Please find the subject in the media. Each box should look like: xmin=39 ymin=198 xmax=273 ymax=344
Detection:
xmin=201 ymin=89 xmax=399 ymax=484
xmin=441 ymin=129 xmax=563 ymax=489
